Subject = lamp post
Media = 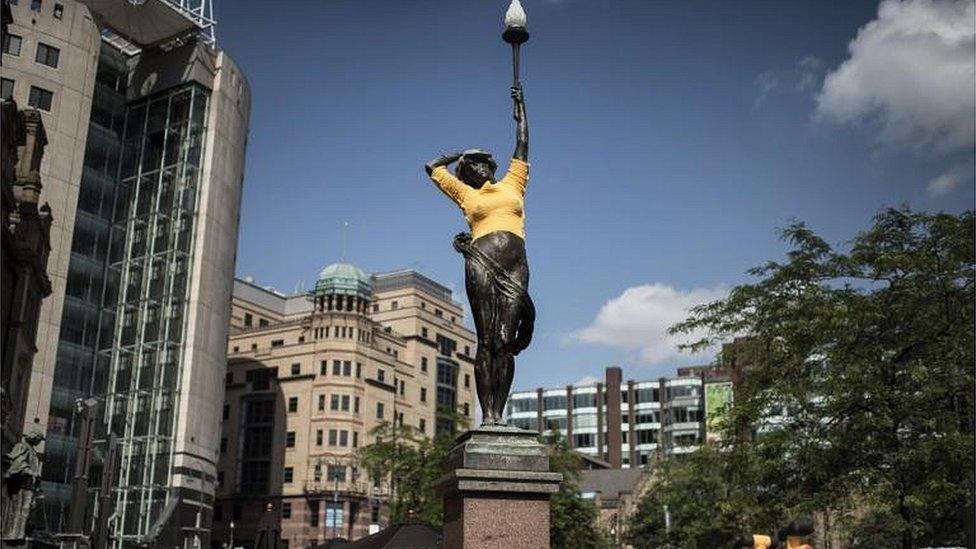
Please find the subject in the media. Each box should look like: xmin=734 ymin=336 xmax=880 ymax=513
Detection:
xmin=502 ymin=0 xmax=529 ymax=87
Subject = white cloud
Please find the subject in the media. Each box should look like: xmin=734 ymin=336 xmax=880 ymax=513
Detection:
xmin=572 ymin=375 xmax=600 ymax=387
xmin=816 ymin=0 xmax=975 ymax=153
xmin=927 ymin=162 xmax=974 ymax=194
xmin=574 ymin=283 xmax=728 ymax=365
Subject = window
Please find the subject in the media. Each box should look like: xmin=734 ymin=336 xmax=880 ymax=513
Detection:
xmin=419 ymin=418 xmax=426 ymax=433
xmin=232 ymin=346 xmax=239 ymax=353
xmin=330 ymin=394 xmax=340 ymax=411
xmin=353 ymin=431 xmax=359 ymax=447
xmin=421 ymin=327 xmax=428 ymax=338
xmin=309 ymin=500 xmax=320 ymax=527
xmin=27 ymin=86 xmax=53 ymax=111
xmin=244 ymin=313 xmax=253 ymax=327
xmin=464 ymin=374 xmax=470 ymax=388
xmin=259 ymin=318 xmax=269 ymax=327
xmin=354 ymin=396 xmax=360 ymax=414
xmin=328 ymin=429 xmax=337 ymax=446
xmin=283 ymin=467 xmax=294 ymax=483
xmin=270 ymin=339 xmax=284 ymax=347
xmin=2 ymin=33 xmax=22 ymax=56
xmin=35 ymin=43 xmax=60 ymax=68
xmin=339 ymin=430 xmax=348 ymax=446
xmin=222 ymin=404 xmax=229 ymax=420
xmin=399 ymin=380 xmax=405 ymax=396
xmin=373 ymin=304 xmax=379 ymax=312
xmin=420 ymin=387 xmax=427 ymax=403
xmin=421 ymin=302 xmax=426 ymax=310
xmin=332 ymin=360 xmax=341 ymax=376
xmin=463 ymin=403 xmax=470 ymax=416
xmin=316 ymin=429 xmax=323 ymax=446
xmin=573 ymin=393 xmax=596 ymax=408
xmin=288 ymin=397 xmax=298 ymax=413
xmin=391 ymin=301 xmax=398 ymax=310
xmin=1 ymin=78 xmax=12 ymax=101
xmin=320 ymin=361 xmax=327 ymax=375
xmin=377 ymin=369 xmax=385 ymax=383
xmin=291 ymin=363 xmax=300 ymax=375
xmin=435 ymin=308 xmax=443 ymax=317
xmin=53 ymin=3 xmax=63 ymax=18
xmin=376 ymin=402 xmax=384 ymax=419
xmin=318 ymin=394 xmax=325 ymax=411
xmin=343 ymin=361 xmax=351 ymax=376
xmin=327 ymin=465 xmax=346 ymax=482
xmin=286 ymin=431 xmax=295 ymax=448
xmin=341 ymin=395 xmax=350 ymax=411
xmin=356 ymin=362 xmax=362 ymax=378
xmin=421 ymin=357 xmax=428 ymax=372
xmin=282 ymin=502 xmax=292 ymax=519
xmin=30 ymin=0 xmax=41 ymax=12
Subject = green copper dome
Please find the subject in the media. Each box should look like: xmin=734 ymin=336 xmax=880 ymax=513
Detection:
xmin=315 ymin=262 xmax=373 ymax=299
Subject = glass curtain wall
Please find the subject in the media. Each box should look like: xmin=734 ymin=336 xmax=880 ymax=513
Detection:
xmin=39 ymin=44 xmax=128 ymax=532
xmin=103 ymin=82 xmax=209 ymax=545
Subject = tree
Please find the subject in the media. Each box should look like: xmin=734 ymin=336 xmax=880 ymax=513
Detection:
xmin=546 ymin=432 xmax=613 ymax=549
xmin=665 ymin=207 xmax=974 ymax=547
xmin=357 ymin=412 xmax=468 ymax=526
xmin=625 ymin=446 xmax=784 ymax=548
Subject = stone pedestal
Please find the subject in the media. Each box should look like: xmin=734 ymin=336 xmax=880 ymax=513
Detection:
xmin=435 ymin=426 xmax=562 ymax=549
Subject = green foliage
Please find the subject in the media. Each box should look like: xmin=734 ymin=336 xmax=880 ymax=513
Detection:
xmin=641 ymin=207 xmax=976 ymax=548
xmin=625 ymin=446 xmax=784 ymax=548
xmin=357 ymin=412 xmax=469 ymax=526
xmin=546 ymin=432 xmax=614 ymax=549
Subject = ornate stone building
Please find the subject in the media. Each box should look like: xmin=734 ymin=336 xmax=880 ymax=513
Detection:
xmin=1 ymin=95 xmax=53 ymax=544
xmin=212 ymin=265 xmax=477 ymax=547
xmin=1 ymin=98 xmax=52 ymax=457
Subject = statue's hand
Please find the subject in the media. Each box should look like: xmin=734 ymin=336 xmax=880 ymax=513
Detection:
xmin=511 ymin=86 xmax=524 ymax=121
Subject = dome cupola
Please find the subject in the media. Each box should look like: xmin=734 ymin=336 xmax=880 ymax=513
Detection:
xmin=313 ymin=262 xmax=372 ymax=313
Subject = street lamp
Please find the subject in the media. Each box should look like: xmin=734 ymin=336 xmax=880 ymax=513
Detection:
xmin=502 ymin=0 xmax=529 ymax=88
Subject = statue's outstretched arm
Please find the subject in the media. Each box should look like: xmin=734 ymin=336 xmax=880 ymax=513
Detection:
xmin=425 ymin=151 xmax=463 ymax=176
xmin=512 ymin=85 xmax=527 ymax=161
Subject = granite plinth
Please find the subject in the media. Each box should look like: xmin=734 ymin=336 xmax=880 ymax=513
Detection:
xmin=436 ymin=426 xmax=563 ymax=549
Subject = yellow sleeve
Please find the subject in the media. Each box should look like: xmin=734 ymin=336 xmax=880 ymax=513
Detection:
xmin=500 ymin=158 xmax=530 ymax=195
xmin=430 ymin=166 xmax=470 ymax=206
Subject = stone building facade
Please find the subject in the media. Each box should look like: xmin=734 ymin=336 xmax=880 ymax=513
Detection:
xmin=212 ymin=266 xmax=476 ymax=547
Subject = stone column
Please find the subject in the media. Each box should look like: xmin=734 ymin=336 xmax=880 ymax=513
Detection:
xmin=436 ymin=427 xmax=562 ymax=549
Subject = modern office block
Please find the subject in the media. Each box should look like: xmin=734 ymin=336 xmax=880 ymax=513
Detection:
xmin=5 ymin=1 xmax=250 ymax=546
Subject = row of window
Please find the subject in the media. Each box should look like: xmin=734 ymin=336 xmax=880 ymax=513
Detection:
xmin=0 ymin=78 xmax=53 ymax=111
xmin=312 ymin=324 xmax=371 ymax=342
xmin=285 ymin=428 xmax=359 ymax=449
xmin=9 ymin=0 xmax=65 ymax=17
xmin=2 ymin=33 xmax=60 ymax=68
xmin=507 ymin=385 xmax=702 ymax=415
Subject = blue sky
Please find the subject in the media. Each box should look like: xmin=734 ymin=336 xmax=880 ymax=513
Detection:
xmin=216 ymin=0 xmax=975 ymax=391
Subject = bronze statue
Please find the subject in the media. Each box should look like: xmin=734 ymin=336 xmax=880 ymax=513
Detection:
xmin=2 ymin=431 xmax=43 ymax=542
xmin=424 ymin=84 xmax=533 ymax=426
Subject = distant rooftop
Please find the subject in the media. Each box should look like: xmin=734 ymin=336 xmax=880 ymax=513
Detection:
xmin=234 ymin=268 xmax=461 ymax=316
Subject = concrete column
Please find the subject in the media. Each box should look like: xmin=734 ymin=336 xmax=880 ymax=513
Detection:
xmin=565 ymin=385 xmax=574 ymax=448
xmin=596 ymin=383 xmax=604 ymax=459
xmin=628 ymin=380 xmax=637 ymax=466
xmin=605 ymin=367 xmax=622 ymax=468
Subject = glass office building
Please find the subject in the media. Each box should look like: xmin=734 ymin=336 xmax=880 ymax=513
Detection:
xmin=6 ymin=1 xmax=251 ymax=546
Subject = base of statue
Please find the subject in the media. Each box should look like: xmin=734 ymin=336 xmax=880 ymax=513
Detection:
xmin=435 ymin=425 xmax=562 ymax=549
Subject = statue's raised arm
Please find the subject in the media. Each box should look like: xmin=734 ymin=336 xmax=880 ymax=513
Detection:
xmin=512 ymin=85 xmax=527 ymax=162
